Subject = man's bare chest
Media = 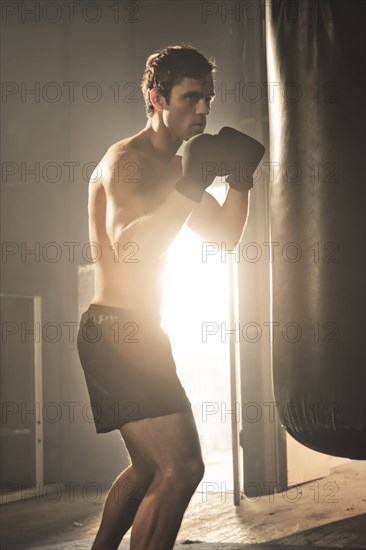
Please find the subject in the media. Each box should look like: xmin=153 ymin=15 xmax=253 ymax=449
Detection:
xmin=135 ymin=156 xmax=182 ymax=209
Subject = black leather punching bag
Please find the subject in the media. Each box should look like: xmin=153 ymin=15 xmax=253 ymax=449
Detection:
xmin=265 ymin=0 xmax=365 ymax=458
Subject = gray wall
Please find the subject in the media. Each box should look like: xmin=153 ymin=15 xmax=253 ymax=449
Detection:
xmin=1 ymin=0 xmax=265 ymax=487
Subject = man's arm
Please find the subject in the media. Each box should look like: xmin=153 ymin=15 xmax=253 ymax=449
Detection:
xmin=186 ymin=126 xmax=264 ymax=248
xmin=187 ymin=187 xmax=250 ymax=249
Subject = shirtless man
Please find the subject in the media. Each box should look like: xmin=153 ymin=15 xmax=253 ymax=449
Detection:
xmin=77 ymin=45 xmax=265 ymax=550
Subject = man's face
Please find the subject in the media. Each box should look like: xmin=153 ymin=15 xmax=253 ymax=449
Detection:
xmin=161 ymin=74 xmax=215 ymax=141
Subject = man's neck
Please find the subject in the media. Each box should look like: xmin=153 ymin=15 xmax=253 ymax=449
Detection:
xmin=141 ymin=117 xmax=182 ymax=161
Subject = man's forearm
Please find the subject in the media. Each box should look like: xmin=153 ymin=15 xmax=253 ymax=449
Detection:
xmin=220 ymin=187 xmax=250 ymax=245
xmin=202 ymin=188 xmax=250 ymax=249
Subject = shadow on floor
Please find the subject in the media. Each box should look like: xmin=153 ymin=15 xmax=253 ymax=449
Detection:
xmin=0 ymin=531 xmax=363 ymax=550
xmin=268 ymin=513 xmax=366 ymax=548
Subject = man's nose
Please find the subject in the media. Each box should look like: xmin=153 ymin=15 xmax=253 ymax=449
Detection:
xmin=196 ymin=98 xmax=210 ymax=116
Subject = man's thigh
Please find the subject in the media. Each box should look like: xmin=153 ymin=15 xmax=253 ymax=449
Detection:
xmin=120 ymin=411 xmax=202 ymax=468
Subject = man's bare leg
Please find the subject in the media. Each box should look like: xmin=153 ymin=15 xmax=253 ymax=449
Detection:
xmin=91 ymin=460 xmax=154 ymax=549
xmin=124 ymin=411 xmax=204 ymax=550
xmin=91 ymin=411 xmax=204 ymax=550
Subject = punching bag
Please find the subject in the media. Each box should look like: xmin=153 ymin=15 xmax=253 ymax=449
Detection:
xmin=265 ymin=0 xmax=365 ymax=458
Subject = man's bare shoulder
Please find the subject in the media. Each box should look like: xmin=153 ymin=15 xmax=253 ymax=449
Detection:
xmin=106 ymin=137 xmax=148 ymax=165
xmin=99 ymin=137 xmax=149 ymax=187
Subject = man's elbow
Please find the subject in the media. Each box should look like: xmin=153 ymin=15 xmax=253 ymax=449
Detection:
xmin=191 ymin=222 xmax=245 ymax=253
xmin=199 ymin=232 xmax=241 ymax=257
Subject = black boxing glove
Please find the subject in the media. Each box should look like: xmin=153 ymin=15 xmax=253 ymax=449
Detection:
xmin=175 ymin=133 xmax=222 ymax=202
xmin=217 ymin=126 xmax=265 ymax=191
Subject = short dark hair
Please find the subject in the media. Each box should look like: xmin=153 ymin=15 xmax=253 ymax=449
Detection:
xmin=141 ymin=44 xmax=217 ymax=118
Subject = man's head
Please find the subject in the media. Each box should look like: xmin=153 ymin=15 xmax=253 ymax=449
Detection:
xmin=141 ymin=45 xmax=216 ymax=140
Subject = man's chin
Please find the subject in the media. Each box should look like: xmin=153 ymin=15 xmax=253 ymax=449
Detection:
xmin=185 ymin=126 xmax=205 ymax=140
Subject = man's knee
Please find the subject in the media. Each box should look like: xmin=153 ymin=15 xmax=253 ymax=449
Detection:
xmin=161 ymin=455 xmax=205 ymax=493
xmin=183 ymin=454 xmax=205 ymax=485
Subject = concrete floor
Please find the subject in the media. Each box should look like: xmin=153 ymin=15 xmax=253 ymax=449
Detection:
xmin=1 ymin=461 xmax=365 ymax=549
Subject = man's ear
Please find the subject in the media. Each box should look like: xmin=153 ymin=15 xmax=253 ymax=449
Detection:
xmin=149 ymin=88 xmax=165 ymax=112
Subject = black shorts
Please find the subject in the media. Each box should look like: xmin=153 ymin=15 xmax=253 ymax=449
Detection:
xmin=77 ymin=303 xmax=192 ymax=433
